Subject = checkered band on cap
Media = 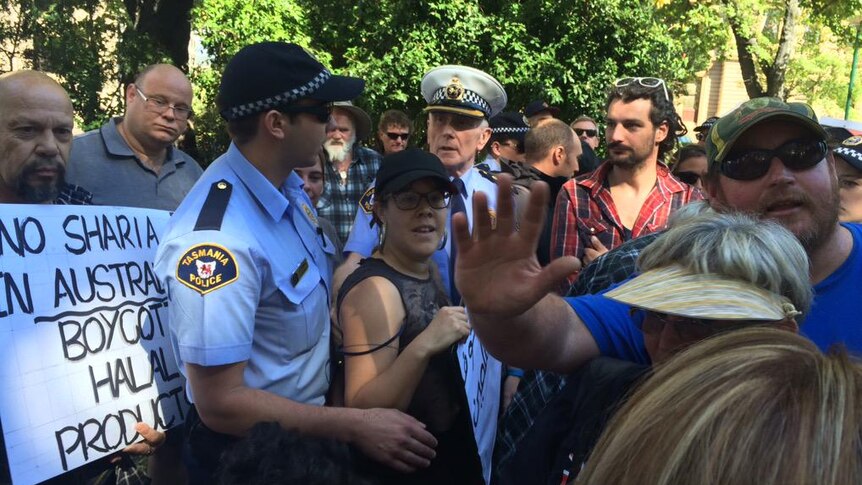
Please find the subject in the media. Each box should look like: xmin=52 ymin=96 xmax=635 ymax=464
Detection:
xmin=493 ymin=126 xmax=530 ymax=134
xmin=430 ymin=87 xmax=491 ymax=116
xmin=222 ymin=69 xmax=332 ymax=120
xmin=835 ymin=146 xmax=862 ymax=163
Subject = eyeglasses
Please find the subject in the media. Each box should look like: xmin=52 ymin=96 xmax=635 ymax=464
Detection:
xmin=278 ymin=103 xmax=333 ymax=124
xmin=721 ymin=139 xmax=828 ymax=181
xmin=638 ymin=311 xmax=720 ymax=341
xmin=135 ymin=87 xmax=193 ymax=120
xmin=389 ymin=190 xmax=451 ymax=210
xmin=675 ymin=171 xmax=701 ymax=186
xmin=574 ymin=128 xmax=598 ymax=138
xmin=636 ymin=310 xmax=752 ymax=341
xmin=614 ymin=77 xmax=669 ymax=102
xmin=386 ymin=132 xmax=410 ymax=141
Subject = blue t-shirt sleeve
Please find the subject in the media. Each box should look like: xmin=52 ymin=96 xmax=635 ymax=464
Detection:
xmin=565 ymin=293 xmax=650 ymax=365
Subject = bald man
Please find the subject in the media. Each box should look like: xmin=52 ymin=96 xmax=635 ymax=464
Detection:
xmin=67 ymin=64 xmax=203 ymax=210
xmin=0 ymin=70 xmax=86 ymax=204
xmin=0 ymin=70 xmax=169 ymax=485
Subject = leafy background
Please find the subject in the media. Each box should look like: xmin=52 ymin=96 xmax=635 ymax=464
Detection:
xmin=1 ymin=0 xmax=860 ymax=164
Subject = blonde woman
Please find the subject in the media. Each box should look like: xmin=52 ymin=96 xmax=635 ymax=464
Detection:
xmin=578 ymin=327 xmax=862 ymax=485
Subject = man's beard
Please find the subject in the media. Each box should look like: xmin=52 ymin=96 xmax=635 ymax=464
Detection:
xmin=16 ymin=158 xmax=65 ymax=203
xmin=713 ymin=179 xmax=841 ymax=254
xmin=606 ymin=141 xmax=650 ymax=169
xmin=757 ymin=183 xmax=841 ymax=254
xmin=324 ymin=137 xmax=355 ymax=163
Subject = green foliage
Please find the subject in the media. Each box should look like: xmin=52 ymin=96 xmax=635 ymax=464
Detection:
xmin=191 ymin=0 xmax=330 ymax=160
xmin=190 ymin=0 xmax=728 ymax=162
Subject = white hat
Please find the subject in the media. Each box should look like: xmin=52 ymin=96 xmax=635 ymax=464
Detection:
xmin=421 ymin=65 xmax=507 ymax=119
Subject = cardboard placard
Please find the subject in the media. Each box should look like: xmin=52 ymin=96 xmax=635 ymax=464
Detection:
xmin=0 ymin=205 xmax=188 ymax=484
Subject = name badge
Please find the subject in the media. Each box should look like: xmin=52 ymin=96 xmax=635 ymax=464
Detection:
xmin=291 ymin=258 xmax=309 ymax=287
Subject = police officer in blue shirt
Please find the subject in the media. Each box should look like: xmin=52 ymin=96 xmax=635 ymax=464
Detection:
xmin=342 ymin=65 xmax=507 ymax=302
xmin=154 ymin=42 xmax=437 ymax=484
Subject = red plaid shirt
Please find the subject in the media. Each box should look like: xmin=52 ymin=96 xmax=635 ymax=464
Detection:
xmin=550 ymin=161 xmax=702 ymax=285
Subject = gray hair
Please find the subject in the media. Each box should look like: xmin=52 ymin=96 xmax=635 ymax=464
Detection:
xmin=638 ymin=209 xmax=813 ymax=315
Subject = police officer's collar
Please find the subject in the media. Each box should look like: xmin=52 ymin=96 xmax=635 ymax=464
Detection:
xmin=224 ymin=143 xmax=290 ymax=222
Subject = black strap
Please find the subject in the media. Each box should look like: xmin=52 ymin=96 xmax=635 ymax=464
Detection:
xmin=340 ymin=323 xmax=406 ymax=356
xmin=194 ymin=180 xmax=232 ymax=231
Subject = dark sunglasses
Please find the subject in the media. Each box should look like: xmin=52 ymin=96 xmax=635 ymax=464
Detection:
xmin=695 ymin=132 xmax=706 ymax=141
xmin=386 ymin=132 xmax=410 ymax=141
xmin=574 ymin=128 xmax=598 ymax=138
xmin=675 ymin=171 xmax=701 ymax=186
xmin=278 ymin=103 xmax=332 ymax=123
xmin=721 ymin=139 xmax=828 ymax=181
xmin=389 ymin=190 xmax=450 ymax=210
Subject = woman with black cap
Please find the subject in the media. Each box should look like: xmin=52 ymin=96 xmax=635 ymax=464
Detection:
xmin=337 ymin=147 xmax=484 ymax=484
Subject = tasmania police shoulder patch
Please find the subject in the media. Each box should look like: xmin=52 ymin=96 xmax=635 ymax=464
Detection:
xmin=359 ymin=186 xmax=375 ymax=214
xmin=176 ymin=243 xmax=239 ymax=295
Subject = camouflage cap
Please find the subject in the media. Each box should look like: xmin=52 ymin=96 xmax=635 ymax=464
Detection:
xmin=706 ymin=97 xmax=827 ymax=168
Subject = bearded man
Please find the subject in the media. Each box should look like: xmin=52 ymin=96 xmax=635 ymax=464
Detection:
xmin=550 ymin=77 xmax=701 ymax=287
xmin=317 ymin=101 xmax=381 ymax=242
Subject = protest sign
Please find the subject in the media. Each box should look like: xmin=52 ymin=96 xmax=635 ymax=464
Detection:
xmin=458 ymin=330 xmax=502 ymax=485
xmin=0 ymin=205 xmax=188 ymax=484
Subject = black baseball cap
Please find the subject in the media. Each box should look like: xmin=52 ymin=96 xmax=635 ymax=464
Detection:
xmin=218 ymin=42 xmax=365 ymax=121
xmin=374 ymin=148 xmax=456 ymax=197
xmin=524 ymin=99 xmax=560 ymax=118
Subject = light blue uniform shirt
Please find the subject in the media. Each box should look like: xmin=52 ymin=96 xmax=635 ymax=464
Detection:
xmin=155 ymin=143 xmax=335 ymax=405
xmin=343 ymin=166 xmax=499 ymax=299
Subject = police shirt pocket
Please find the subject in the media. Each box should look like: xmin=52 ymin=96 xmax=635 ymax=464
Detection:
xmin=273 ymin=260 xmax=325 ymax=355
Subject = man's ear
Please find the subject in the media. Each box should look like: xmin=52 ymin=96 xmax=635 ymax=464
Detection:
xmin=125 ymin=83 xmax=137 ymax=106
xmin=654 ymin=120 xmax=669 ymax=144
xmin=552 ymin=145 xmax=565 ymax=166
xmin=775 ymin=317 xmax=799 ymax=334
xmin=261 ymin=110 xmax=286 ymax=140
xmin=476 ymin=127 xmax=492 ymax=151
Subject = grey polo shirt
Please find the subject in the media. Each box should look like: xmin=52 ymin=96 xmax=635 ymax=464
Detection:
xmin=66 ymin=117 xmax=203 ymax=210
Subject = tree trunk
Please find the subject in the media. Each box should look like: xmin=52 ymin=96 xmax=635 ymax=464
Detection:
xmin=764 ymin=0 xmax=800 ymax=99
xmin=727 ymin=8 xmax=765 ymax=98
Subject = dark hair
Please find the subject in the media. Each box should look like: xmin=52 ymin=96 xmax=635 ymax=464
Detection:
xmin=525 ymin=119 xmax=576 ymax=164
xmin=605 ymin=81 xmax=687 ymax=162
xmin=378 ymin=109 xmax=412 ymax=132
xmin=488 ymin=132 xmax=525 ymax=153
xmin=218 ymin=91 xmax=301 ymax=145
xmin=673 ymin=144 xmax=707 ymax=173
xmin=216 ymin=422 xmax=376 ymax=485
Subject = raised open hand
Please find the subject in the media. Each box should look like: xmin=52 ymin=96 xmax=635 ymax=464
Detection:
xmin=453 ymin=175 xmax=580 ymax=317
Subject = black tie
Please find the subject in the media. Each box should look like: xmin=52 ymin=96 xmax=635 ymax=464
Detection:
xmin=449 ymin=178 xmax=467 ymax=304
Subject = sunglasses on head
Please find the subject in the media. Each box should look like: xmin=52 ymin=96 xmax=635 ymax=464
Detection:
xmin=574 ymin=128 xmax=598 ymax=138
xmin=675 ymin=171 xmax=701 ymax=186
xmin=278 ymin=103 xmax=333 ymax=123
xmin=721 ymin=139 xmax=828 ymax=181
xmin=386 ymin=132 xmax=410 ymax=141
xmin=614 ymin=77 xmax=669 ymax=102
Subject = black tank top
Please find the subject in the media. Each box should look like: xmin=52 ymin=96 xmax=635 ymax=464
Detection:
xmin=337 ymin=257 xmax=483 ymax=484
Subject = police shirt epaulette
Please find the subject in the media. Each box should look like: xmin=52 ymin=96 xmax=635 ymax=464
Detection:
xmin=194 ymin=180 xmax=233 ymax=231
xmin=359 ymin=186 xmax=375 ymax=214
xmin=476 ymin=167 xmax=498 ymax=184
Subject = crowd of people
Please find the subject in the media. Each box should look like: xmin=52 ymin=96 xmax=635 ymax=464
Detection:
xmin=2 ymin=38 xmax=862 ymax=485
